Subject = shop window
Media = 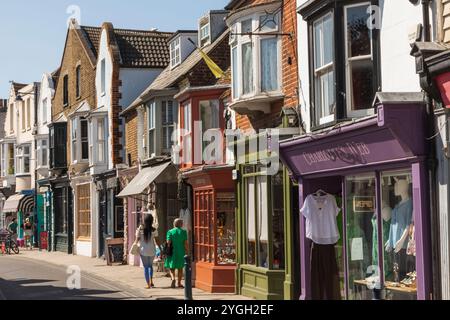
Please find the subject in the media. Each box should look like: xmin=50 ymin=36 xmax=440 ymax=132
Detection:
xmin=194 ymin=190 xmax=215 ymax=263
xmin=216 ymin=194 xmax=236 ymax=265
xmin=381 ymin=171 xmax=416 ymax=300
xmin=77 ymin=184 xmax=91 ymax=239
xmin=245 ymin=166 xmax=285 ymax=269
xmin=345 ymin=174 xmax=376 ymax=300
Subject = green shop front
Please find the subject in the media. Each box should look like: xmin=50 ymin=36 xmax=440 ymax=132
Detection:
xmin=234 ymin=128 xmax=301 ymax=300
xmin=2 ymin=192 xmax=35 ymax=245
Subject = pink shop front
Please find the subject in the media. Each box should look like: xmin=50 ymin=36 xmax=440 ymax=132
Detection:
xmin=279 ymin=95 xmax=433 ymax=300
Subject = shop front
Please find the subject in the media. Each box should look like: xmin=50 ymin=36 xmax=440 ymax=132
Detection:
xmin=49 ymin=177 xmax=73 ymax=254
xmin=280 ymin=93 xmax=433 ymax=300
xmin=2 ymin=192 xmax=35 ymax=246
xmin=182 ymin=166 xmax=236 ymax=293
xmin=117 ymin=160 xmax=178 ymax=266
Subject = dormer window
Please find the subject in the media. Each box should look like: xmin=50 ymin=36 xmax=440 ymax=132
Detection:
xmin=170 ymin=37 xmax=181 ymax=69
xmin=199 ymin=18 xmax=211 ymax=47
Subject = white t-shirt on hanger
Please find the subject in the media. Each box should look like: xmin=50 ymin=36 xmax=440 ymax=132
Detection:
xmin=300 ymin=194 xmax=340 ymax=245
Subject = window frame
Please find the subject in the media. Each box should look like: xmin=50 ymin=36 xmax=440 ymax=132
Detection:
xmin=147 ymin=101 xmax=156 ymax=158
xmin=161 ymin=100 xmax=176 ymax=152
xmin=37 ymin=138 xmax=49 ymax=168
xmin=344 ymin=2 xmax=376 ymax=119
xmin=16 ymin=144 xmax=31 ymax=175
xmin=170 ymin=37 xmax=181 ymax=69
xmin=76 ymin=65 xmax=81 ymax=98
xmin=63 ymin=75 xmax=69 ymax=107
xmin=306 ymin=1 xmax=381 ymax=130
xmin=229 ymin=12 xmax=282 ymax=101
xmin=70 ymin=116 xmax=89 ymax=164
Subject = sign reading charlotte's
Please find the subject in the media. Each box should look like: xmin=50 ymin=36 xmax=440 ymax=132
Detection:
xmin=303 ymin=142 xmax=371 ymax=166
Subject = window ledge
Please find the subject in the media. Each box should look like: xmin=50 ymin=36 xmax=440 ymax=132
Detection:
xmin=229 ymin=92 xmax=284 ymax=115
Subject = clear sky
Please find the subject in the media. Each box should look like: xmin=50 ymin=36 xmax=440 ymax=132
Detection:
xmin=0 ymin=0 xmax=230 ymax=98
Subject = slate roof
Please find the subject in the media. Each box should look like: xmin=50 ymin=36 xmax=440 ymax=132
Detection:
xmin=123 ymin=30 xmax=230 ymax=114
xmin=113 ymin=28 xmax=173 ymax=68
xmin=80 ymin=26 xmax=102 ymax=57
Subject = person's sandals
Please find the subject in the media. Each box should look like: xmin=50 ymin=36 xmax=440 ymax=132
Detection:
xmin=171 ymin=280 xmax=176 ymax=288
xmin=178 ymin=283 xmax=184 ymax=288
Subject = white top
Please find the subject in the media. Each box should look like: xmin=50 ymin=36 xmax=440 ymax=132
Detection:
xmin=300 ymin=194 xmax=340 ymax=245
xmin=179 ymin=208 xmax=192 ymax=232
xmin=136 ymin=226 xmax=159 ymax=257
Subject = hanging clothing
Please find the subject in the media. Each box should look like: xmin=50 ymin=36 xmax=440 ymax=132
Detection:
xmin=371 ymin=214 xmax=392 ymax=278
xmin=310 ymin=243 xmax=341 ymax=300
xmin=387 ymin=199 xmax=413 ymax=250
xmin=300 ymin=194 xmax=340 ymax=245
xmin=179 ymin=208 xmax=192 ymax=233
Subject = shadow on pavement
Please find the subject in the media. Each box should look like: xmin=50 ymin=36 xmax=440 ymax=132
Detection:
xmin=0 ymin=278 xmax=127 ymax=300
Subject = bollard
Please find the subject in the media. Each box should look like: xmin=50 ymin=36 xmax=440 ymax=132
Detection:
xmin=184 ymin=255 xmax=193 ymax=300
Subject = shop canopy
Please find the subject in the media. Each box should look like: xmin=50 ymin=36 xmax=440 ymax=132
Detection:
xmin=2 ymin=194 xmax=34 ymax=213
xmin=117 ymin=162 xmax=171 ymax=198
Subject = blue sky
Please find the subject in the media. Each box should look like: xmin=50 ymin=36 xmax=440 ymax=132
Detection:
xmin=0 ymin=0 xmax=230 ymax=98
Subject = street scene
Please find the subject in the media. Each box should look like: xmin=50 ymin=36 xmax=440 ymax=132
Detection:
xmin=1 ymin=0 xmax=450 ymax=303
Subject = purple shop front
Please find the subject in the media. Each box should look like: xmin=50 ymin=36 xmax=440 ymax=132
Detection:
xmin=280 ymin=96 xmax=432 ymax=300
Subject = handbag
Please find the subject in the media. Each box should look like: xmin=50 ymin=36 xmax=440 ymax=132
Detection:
xmin=163 ymin=241 xmax=173 ymax=257
xmin=130 ymin=241 xmax=140 ymax=256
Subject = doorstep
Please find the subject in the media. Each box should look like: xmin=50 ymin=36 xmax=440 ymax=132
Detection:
xmin=17 ymin=250 xmax=251 ymax=300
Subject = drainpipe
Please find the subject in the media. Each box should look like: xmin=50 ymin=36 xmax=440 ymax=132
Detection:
xmin=422 ymin=0 xmax=439 ymax=300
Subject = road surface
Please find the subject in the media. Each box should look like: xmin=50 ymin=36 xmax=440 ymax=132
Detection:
xmin=0 ymin=255 xmax=145 ymax=300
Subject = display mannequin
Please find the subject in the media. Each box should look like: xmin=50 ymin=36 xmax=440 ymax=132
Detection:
xmin=385 ymin=179 xmax=413 ymax=281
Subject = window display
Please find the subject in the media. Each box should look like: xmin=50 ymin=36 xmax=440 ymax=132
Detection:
xmin=216 ymin=194 xmax=236 ymax=265
xmin=382 ymin=171 xmax=416 ymax=300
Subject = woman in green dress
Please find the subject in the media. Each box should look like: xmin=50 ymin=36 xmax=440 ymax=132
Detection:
xmin=164 ymin=218 xmax=188 ymax=288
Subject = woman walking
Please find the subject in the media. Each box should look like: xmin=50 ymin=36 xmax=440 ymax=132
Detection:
xmin=164 ymin=218 xmax=188 ymax=288
xmin=136 ymin=214 xmax=160 ymax=289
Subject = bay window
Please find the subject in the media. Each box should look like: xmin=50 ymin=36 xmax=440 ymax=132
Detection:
xmin=16 ymin=144 xmax=31 ymax=175
xmin=313 ymin=14 xmax=335 ymax=125
xmin=162 ymin=100 xmax=175 ymax=152
xmin=344 ymin=3 xmax=376 ymax=117
xmin=148 ymin=101 xmax=156 ymax=157
xmin=229 ymin=11 xmax=281 ymax=101
xmin=37 ymin=139 xmax=48 ymax=168
xmin=88 ymin=116 xmax=107 ymax=166
xmin=303 ymin=1 xmax=379 ymax=128
xmin=71 ymin=116 xmax=89 ymax=163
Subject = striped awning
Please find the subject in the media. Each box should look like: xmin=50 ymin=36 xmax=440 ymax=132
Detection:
xmin=2 ymin=194 xmax=34 ymax=213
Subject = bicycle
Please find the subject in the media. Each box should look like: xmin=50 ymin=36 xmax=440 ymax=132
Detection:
xmin=0 ymin=232 xmax=20 ymax=255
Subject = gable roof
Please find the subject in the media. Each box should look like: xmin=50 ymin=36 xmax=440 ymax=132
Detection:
xmin=123 ymin=30 xmax=230 ymax=114
xmin=112 ymin=28 xmax=173 ymax=68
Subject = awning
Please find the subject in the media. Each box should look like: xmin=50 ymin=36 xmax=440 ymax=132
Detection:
xmin=2 ymin=194 xmax=35 ymax=214
xmin=2 ymin=194 xmax=25 ymax=213
xmin=117 ymin=162 xmax=171 ymax=198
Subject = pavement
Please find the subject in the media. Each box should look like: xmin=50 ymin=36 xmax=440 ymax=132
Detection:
xmin=1 ymin=249 xmax=251 ymax=300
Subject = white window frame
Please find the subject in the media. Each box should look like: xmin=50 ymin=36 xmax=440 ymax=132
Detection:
xmin=100 ymin=59 xmax=106 ymax=95
xmin=42 ymin=98 xmax=48 ymax=125
xmin=16 ymin=144 xmax=31 ymax=175
xmin=344 ymin=2 xmax=375 ymax=119
xmin=230 ymin=12 xmax=282 ymax=101
xmin=89 ymin=116 xmax=107 ymax=166
xmin=71 ymin=116 xmax=89 ymax=164
xmin=148 ymin=101 xmax=156 ymax=158
xmin=313 ymin=13 xmax=336 ymax=126
xmin=200 ymin=21 xmax=211 ymax=47
xmin=170 ymin=37 xmax=181 ymax=69
xmin=162 ymin=100 xmax=175 ymax=152
xmin=37 ymin=139 xmax=49 ymax=168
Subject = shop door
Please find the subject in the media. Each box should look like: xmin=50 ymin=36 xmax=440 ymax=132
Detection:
xmin=99 ymin=189 xmax=107 ymax=258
